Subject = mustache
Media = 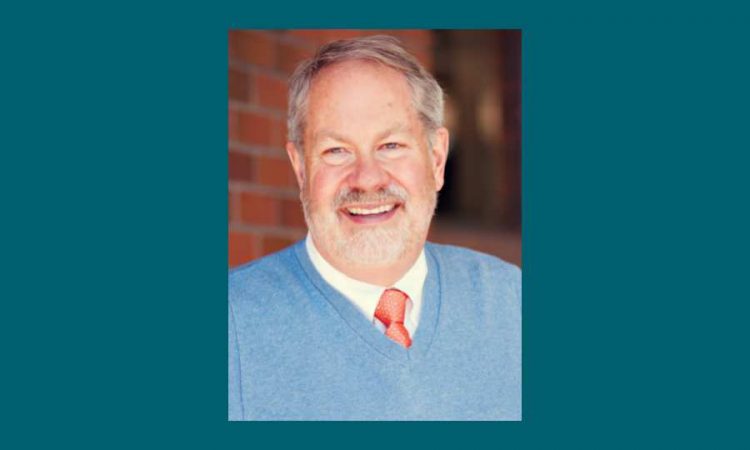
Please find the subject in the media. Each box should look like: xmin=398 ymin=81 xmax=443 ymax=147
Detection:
xmin=334 ymin=184 xmax=408 ymax=207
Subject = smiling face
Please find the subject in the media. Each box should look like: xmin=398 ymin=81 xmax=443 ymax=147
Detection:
xmin=286 ymin=60 xmax=449 ymax=284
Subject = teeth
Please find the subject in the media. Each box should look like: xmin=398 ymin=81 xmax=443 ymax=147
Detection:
xmin=346 ymin=204 xmax=396 ymax=216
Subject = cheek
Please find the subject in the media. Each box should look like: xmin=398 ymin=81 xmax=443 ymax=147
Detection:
xmin=390 ymin=160 xmax=435 ymax=193
xmin=308 ymin=167 xmax=344 ymax=205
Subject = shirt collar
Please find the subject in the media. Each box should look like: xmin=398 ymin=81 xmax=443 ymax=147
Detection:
xmin=305 ymin=234 xmax=427 ymax=324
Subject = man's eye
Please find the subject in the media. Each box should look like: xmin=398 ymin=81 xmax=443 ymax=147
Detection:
xmin=381 ymin=142 xmax=403 ymax=151
xmin=321 ymin=147 xmax=351 ymax=165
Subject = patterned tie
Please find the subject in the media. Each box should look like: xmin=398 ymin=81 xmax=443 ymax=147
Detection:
xmin=374 ymin=289 xmax=412 ymax=348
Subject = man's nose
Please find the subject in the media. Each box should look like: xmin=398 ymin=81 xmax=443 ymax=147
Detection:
xmin=348 ymin=155 xmax=389 ymax=191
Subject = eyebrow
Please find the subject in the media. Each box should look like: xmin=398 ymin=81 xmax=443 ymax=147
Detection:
xmin=313 ymin=129 xmax=351 ymax=143
xmin=313 ymin=124 xmax=410 ymax=144
xmin=375 ymin=124 xmax=410 ymax=142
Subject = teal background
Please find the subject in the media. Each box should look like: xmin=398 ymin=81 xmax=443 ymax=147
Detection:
xmin=3 ymin=1 xmax=749 ymax=448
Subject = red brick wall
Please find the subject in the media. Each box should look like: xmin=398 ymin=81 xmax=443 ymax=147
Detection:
xmin=228 ymin=29 xmax=435 ymax=268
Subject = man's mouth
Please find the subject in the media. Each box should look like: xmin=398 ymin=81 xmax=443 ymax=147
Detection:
xmin=341 ymin=203 xmax=401 ymax=224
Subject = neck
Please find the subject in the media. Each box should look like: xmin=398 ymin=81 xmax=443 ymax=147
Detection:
xmin=312 ymin=236 xmax=423 ymax=287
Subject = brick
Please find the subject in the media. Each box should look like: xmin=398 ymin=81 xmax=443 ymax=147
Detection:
xmin=287 ymin=29 xmax=327 ymax=44
xmin=280 ymin=198 xmax=306 ymax=228
xmin=228 ymin=108 xmax=239 ymax=140
xmin=229 ymin=30 xmax=276 ymax=67
xmin=228 ymin=230 xmax=258 ymax=267
xmin=277 ymin=42 xmax=315 ymax=74
xmin=229 ymin=68 xmax=251 ymax=102
xmin=239 ymin=191 xmax=279 ymax=226
xmin=286 ymin=29 xmax=365 ymax=46
xmin=273 ymin=117 xmax=289 ymax=148
xmin=256 ymin=155 xmax=296 ymax=188
xmin=412 ymin=49 xmax=433 ymax=71
xmin=237 ymin=110 xmax=273 ymax=146
xmin=228 ymin=151 xmax=254 ymax=182
xmin=396 ymin=29 xmax=432 ymax=48
xmin=261 ymin=235 xmax=295 ymax=255
xmin=228 ymin=191 xmax=237 ymax=223
xmin=323 ymin=29 xmax=365 ymax=42
xmin=256 ymin=73 xmax=287 ymax=110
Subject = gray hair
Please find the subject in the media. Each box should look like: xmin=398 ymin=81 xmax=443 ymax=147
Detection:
xmin=287 ymin=35 xmax=444 ymax=152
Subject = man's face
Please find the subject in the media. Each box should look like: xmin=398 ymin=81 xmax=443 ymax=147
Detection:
xmin=287 ymin=60 xmax=448 ymax=270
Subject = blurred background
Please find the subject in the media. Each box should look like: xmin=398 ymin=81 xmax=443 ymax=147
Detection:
xmin=228 ymin=29 xmax=522 ymax=267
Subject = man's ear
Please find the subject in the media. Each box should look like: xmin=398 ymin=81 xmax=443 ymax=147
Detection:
xmin=431 ymin=127 xmax=450 ymax=191
xmin=286 ymin=141 xmax=305 ymax=188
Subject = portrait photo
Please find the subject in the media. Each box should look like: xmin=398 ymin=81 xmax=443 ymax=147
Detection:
xmin=228 ymin=29 xmax=522 ymax=421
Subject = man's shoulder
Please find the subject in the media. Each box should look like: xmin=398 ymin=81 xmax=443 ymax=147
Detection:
xmin=228 ymin=241 xmax=303 ymax=302
xmin=425 ymin=241 xmax=522 ymax=309
xmin=425 ymin=241 xmax=521 ymax=279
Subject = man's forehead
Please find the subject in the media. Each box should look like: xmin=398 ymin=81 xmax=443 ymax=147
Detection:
xmin=313 ymin=59 xmax=403 ymax=84
xmin=307 ymin=60 xmax=413 ymax=105
xmin=300 ymin=59 xmax=422 ymax=145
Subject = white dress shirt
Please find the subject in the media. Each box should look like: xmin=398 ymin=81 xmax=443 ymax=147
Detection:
xmin=305 ymin=234 xmax=427 ymax=336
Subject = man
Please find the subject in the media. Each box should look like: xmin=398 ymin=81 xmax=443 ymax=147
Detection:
xmin=229 ymin=35 xmax=521 ymax=420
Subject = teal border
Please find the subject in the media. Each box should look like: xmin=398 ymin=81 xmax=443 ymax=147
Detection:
xmin=3 ymin=2 xmax=749 ymax=448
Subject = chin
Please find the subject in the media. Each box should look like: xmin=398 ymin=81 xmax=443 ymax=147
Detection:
xmin=309 ymin=215 xmax=424 ymax=268
xmin=334 ymin=227 xmax=413 ymax=266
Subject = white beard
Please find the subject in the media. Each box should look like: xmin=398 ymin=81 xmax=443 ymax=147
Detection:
xmin=302 ymin=183 xmax=436 ymax=267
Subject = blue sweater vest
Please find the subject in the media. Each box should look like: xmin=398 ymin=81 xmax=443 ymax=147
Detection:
xmin=229 ymin=241 xmax=521 ymax=420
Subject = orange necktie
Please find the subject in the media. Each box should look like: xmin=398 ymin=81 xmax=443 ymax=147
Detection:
xmin=374 ymin=289 xmax=412 ymax=348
